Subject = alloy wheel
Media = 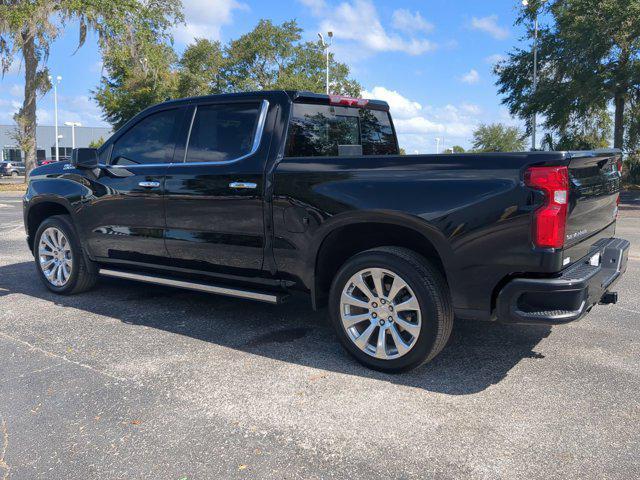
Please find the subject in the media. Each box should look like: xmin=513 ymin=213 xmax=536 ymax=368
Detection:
xmin=38 ymin=227 xmax=73 ymax=287
xmin=340 ymin=268 xmax=422 ymax=360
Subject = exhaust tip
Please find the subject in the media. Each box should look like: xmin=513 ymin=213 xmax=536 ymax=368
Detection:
xmin=599 ymin=292 xmax=618 ymax=305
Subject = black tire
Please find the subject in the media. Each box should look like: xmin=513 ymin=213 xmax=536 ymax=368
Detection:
xmin=329 ymin=247 xmax=453 ymax=372
xmin=33 ymin=214 xmax=98 ymax=294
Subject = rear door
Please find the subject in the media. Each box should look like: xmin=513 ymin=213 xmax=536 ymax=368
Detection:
xmin=565 ymin=151 xmax=621 ymax=247
xmin=163 ymin=98 xmax=271 ymax=275
xmin=77 ymin=106 xmax=186 ymax=264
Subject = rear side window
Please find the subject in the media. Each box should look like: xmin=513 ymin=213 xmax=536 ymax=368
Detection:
xmin=110 ymin=108 xmax=181 ymax=165
xmin=185 ymin=103 xmax=260 ymax=163
xmin=286 ymin=104 xmax=398 ymax=157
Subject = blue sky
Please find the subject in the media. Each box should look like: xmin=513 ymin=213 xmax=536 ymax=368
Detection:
xmin=0 ymin=0 xmax=531 ymax=152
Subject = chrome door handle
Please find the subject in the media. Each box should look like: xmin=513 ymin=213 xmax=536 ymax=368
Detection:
xmin=229 ymin=182 xmax=257 ymax=189
xmin=138 ymin=181 xmax=161 ymax=188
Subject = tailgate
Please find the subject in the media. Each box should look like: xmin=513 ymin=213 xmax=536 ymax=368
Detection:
xmin=565 ymin=151 xmax=621 ymax=248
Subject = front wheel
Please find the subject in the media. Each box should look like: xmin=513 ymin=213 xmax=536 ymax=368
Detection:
xmin=33 ymin=215 xmax=98 ymax=294
xmin=329 ymin=247 xmax=453 ymax=372
xmin=10 ymin=171 xmax=18 ymax=177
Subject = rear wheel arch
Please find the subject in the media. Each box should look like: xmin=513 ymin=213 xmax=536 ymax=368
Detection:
xmin=311 ymin=219 xmax=451 ymax=309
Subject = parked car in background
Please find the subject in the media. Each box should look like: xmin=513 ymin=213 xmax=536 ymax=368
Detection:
xmin=38 ymin=158 xmax=57 ymax=166
xmin=0 ymin=161 xmax=26 ymax=176
xmin=22 ymin=90 xmax=629 ymax=372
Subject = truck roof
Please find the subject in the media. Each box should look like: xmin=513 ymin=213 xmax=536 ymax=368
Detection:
xmin=154 ymin=90 xmax=391 ymax=111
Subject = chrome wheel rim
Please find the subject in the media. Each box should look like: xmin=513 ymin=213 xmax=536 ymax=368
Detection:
xmin=38 ymin=227 xmax=73 ymax=287
xmin=340 ymin=268 xmax=421 ymax=360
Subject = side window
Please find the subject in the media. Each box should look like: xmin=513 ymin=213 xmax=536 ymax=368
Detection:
xmin=110 ymin=109 xmax=181 ymax=165
xmin=285 ymin=104 xmax=398 ymax=157
xmin=185 ymin=103 xmax=260 ymax=163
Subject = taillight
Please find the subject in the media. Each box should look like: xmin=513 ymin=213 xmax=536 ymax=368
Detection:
xmin=329 ymin=95 xmax=369 ymax=107
xmin=617 ymin=158 xmax=623 ymax=174
xmin=525 ymin=166 xmax=569 ymax=249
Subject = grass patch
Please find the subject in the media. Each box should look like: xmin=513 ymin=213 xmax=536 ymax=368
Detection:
xmin=0 ymin=183 xmax=27 ymax=192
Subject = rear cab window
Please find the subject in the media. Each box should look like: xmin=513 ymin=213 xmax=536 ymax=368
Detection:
xmin=286 ymin=102 xmax=398 ymax=157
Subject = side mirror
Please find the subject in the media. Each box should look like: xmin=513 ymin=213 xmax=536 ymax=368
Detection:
xmin=71 ymin=148 xmax=99 ymax=169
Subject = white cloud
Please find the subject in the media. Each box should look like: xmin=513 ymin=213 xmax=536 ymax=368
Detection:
xmin=460 ymin=69 xmax=480 ymax=84
xmin=471 ymin=15 xmax=509 ymax=40
xmin=362 ymin=86 xmax=422 ymax=118
xmin=90 ymin=60 xmax=104 ymax=74
xmin=363 ymin=86 xmax=483 ymax=152
xmin=0 ymin=99 xmax=20 ymax=123
xmin=317 ymin=0 xmax=436 ymax=56
xmin=392 ymin=9 xmax=434 ymax=34
xmin=485 ymin=53 xmax=507 ymax=65
xmin=9 ymin=84 xmax=22 ymax=97
xmin=297 ymin=0 xmax=326 ymax=15
xmin=36 ymin=109 xmax=52 ymax=124
xmin=0 ymin=92 xmax=107 ymax=127
xmin=461 ymin=103 xmax=482 ymax=115
xmin=173 ymin=0 xmax=249 ymax=44
xmin=33 ymin=95 xmax=108 ymax=127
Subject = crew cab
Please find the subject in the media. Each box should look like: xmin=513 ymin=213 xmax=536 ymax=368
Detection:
xmin=23 ymin=91 xmax=629 ymax=371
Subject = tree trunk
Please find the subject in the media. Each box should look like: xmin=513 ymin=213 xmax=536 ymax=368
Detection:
xmin=20 ymin=29 xmax=38 ymax=179
xmin=614 ymin=94 xmax=625 ymax=150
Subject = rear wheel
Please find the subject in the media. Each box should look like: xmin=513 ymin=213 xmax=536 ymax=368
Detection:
xmin=34 ymin=215 xmax=98 ymax=294
xmin=329 ymin=247 xmax=453 ymax=372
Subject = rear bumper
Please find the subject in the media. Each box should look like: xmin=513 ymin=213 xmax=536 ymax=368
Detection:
xmin=497 ymin=238 xmax=629 ymax=325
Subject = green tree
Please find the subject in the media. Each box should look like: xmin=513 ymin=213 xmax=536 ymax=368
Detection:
xmin=496 ymin=0 xmax=640 ymax=150
xmin=88 ymin=137 xmax=105 ymax=149
xmin=445 ymin=145 xmax=465 ymax=153
xmin=95 ymin=18 xmax=362 ymax=129
xmin=95 ymin=40 xmax=178 ymax=129
xmin=175 ymin=38 xmax=224 ymax=98
xmin=0 ymin=0 xmax=183 ymax=175
xmin=472 ymin=123 xmax=527 ymax=152
xmin=540 ymin=109 xmax=612 ymax=150
xmin=223 ymin=19 xmax=361 ymax=95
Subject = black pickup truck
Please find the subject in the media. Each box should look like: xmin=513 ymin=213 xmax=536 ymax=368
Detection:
xmin=23 ymin=90 xmax=629 ymax=371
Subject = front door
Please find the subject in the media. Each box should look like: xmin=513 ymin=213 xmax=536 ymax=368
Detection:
xmin=164 ymin=99 xmax=270 ymax=276
xmin=77 ymin=106 xmax=185 ymax=264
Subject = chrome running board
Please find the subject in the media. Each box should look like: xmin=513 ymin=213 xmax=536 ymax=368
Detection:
xmin=99 ymin=268 xmax=285 ymax=304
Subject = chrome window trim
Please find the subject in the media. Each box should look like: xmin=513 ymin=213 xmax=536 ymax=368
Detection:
xmin=101 ymin=99 xmax=270 ymax=169
xmin=182 ymin=106 xmax=198 ymax=163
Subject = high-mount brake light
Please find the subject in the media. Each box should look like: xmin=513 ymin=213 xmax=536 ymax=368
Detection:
xmin=329 ymin=95 xmax=369 ymax=107
xmin=524 ymin=166 xmax=569 ymax=249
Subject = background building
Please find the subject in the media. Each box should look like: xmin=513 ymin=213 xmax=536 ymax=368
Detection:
xmin=0 ymin=124 xmax=112 ymax=162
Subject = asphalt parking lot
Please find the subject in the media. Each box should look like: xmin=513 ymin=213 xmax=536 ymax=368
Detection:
xmin=1 ymin=191 xmax=639 ymax=480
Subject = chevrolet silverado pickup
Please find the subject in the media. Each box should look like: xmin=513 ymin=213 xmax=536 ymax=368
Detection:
xmin=23 ymin=90 xmax=629 ymax=371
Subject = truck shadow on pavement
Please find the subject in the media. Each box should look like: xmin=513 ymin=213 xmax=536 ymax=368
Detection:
xmin=0 ymin=261 xmax=552 ymax=395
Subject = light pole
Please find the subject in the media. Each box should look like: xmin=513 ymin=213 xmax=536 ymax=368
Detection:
xmin=49 ymin=75 xmax=62 ymax=161
xmin=435 ymin=137 xmax=441 ymax=154
xmin=523 ymin=0 xmax=543 ymax=151
xmin=64 ymin=121 xmax=82 ymax=149
xmin=318 ymin=31 xmax=333 ymax=95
